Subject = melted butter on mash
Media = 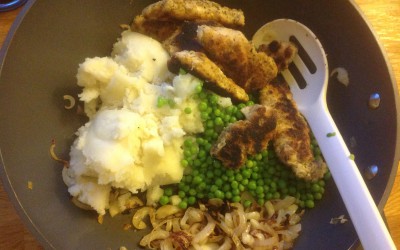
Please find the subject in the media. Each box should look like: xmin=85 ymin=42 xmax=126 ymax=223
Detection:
xmin=63 ymin=30 xmax=204 ymax=215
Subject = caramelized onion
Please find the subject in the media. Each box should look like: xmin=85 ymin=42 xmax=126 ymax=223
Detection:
xmin=132 ymin=207 xmax=155 ymax=229
xmin=136 ymin=198 xmax=302 ymax=249
xmin=170 ymin=231 xmax=192 ymax=249
xmin=50 ymin=139 xmax=69 ymax=168
xmin=139 ymin=229 xmax=170 ymax=249
xmin=253 ymin=235 xmax=279 ymax=249
xmin=155 ymin=205 xmax=182 ymax=220
xmin=192 ymin=214 xmax=216 ymax=244
xmin=63 ymin=95 xmax=76 ymax=109
xmin=171 ymin=218 xmax=181 ymax=232
xmin=231 ymin=203 xmax=247 ymax=236
xmin=159 ymin=238 xmax=174 ymax=250
xmin=218 ymin=237 xmax=233 ymax=250
xmin=180 ymin=207 xmax=204 ymax=229
xmin=273 ymin=196 xmax=296 ymax=211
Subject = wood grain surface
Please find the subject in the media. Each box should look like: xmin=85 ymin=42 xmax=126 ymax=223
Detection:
xmin=0 ymin=1 xmax=399 ymax=249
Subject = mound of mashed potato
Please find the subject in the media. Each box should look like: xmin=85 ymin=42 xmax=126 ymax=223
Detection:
xmin=63 ymin=30 xmax=204 ymax=215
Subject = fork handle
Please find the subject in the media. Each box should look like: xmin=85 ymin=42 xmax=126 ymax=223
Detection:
xmin=304 ymin=103 xmax=396 ymax=250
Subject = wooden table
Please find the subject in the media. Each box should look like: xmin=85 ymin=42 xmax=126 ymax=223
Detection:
xmin=0 ymin=1 xmax=399 ymax=249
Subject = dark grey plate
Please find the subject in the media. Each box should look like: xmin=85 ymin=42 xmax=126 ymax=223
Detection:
xmin=0 ymin=0 xmax=399 ymax=249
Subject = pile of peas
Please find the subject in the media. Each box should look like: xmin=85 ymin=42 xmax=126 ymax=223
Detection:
xmin=158 ymin=76 xmax=331 ymax=210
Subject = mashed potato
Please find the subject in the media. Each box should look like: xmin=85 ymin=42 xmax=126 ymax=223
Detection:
xmin=64 ymin=30 xmax=204 ymax=215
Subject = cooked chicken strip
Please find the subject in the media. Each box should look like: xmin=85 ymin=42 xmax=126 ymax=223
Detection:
xmin=141 ymin=0 xmax=245 ymax=27
xmin=168 ymin=50 xmax=249 ymax=103
xmin=257 ymin=40 xmax=298 ymax=71
xmin=162 ymin=27 xmax=184 ymax=54
xmin=196 ymin=25 xmax=278 ymax=92
xmin=259 ymin=82 xmax=327 ymax=181
xmin=131 ymin=15 xmax=181 ymax=41
xmin=246 ymin=49 xmax=279 ymax=91
xmin=196 ymin=25 xmax=251 ymax=87
xmin=163 ymin=22 xmax=206 ymax=55
xmin=211 ymin=105 xmax=277 ymax=169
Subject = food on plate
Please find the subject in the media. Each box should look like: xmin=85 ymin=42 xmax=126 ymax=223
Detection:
xmin=196 ymin=25 xmax=278 ymax=92
xmin=211 ymin=104 xmax=277 ymax=169
xmin=139 ymin=21 xmax=279 ymax=95
xmin=132 ymin=0 xmax=244 ymax=39
xmin=258 ymin=40 xmax=298 ymax=71
xmin=138 ymin=197 xmax=302 ymax=249
xmin=140 ymin=0 xmax=244 ymax=27
xmin=168 ymin=50 xmax=250 ymax=102
xmin=63 ymin=30 xmax=205 ymax=215
xmin=63 ymin=94 xmax=76 ymax=110
xmin=60 ymin=0 xmax=331 ymax=249
xmin=133 ymin=0 xmax=278 ymax=94
xmin=132 ymin=0 xmax=244 ymax=45
xmin=330 ymin=67 xmax=350 ymax=86
xmin=260 ymin=82 xmax=327 ymax=181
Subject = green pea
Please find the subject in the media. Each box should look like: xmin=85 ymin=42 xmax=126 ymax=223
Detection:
xmin=210 ymin=185 xmax=218 ymax=192
xmin=243 ymin=200 xmax=252 ymax=208
xmin=215 ymin=117 xmax=224 ymax=126
xmin=198 ymin=182 xmax=206 ymax=191
xmin=184 ymin=107 xmax=192 ymax=114
xmin=255 ymin=153 xmax=263 ymax=161
xmin=187 ymin=196 xmax=196 ymax=205
xmin=181 ymin=159 xmax=189 ymax=168
xmin=214 ymin=190 xmax=224 ymax=199
xmin=214 ymin=109 xmax=222 ymax=117
xmin=314 ymin=193 xmax=323 ymax=200
xmin=164 ymin=187 xmax=173 ymax=196
xmin=248 ymin=180 xmax=257 ymax=190
xmin=251 ymin=172 xmax=260 ymax=180
xmin=255 ymin=186 xmax=264 ymax=194
xmin=246 ymin=160 xmax=255 ymax=168
xmin=193 ymin=175 xmax=202 ymax=184
xmin=178 ymin=201 xmax=188 ymax=209
xmin=305 ymin=199 xmax=315 ymax=208
xmin=311 ymin=183 xmax=321 ymax=193
xmin=232 ymin=188 xmax=240 ymax=195
xmin=215 ymin=178 xmax=223 ymax=187
xmin=159 ymin=195 xmax=170 ymax=205
xmin=181 ymin=185 xmax=190 ymax=192
xmin=194 ymin=84 xmax=202 ymax=93
xmin=189 ymin=189 xmax=197 ymax=196
xmin=242 ymin=169 xmax=252 ymax=179
xmin=232 ymin=195 xmax=241 ymax=203
xmin=235 ymin=173 xmax=243 ymax=182
xmin=178 ymin=190 xmax=186 ymax=198
xmin=199 ymin=102 xmax=208 ymax=111
xmin=231 ymin=181 xmax=239 ymax=189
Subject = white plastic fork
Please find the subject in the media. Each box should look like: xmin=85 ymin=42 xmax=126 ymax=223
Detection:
xmin=253 ymin=19 xmax=396 ymax=250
